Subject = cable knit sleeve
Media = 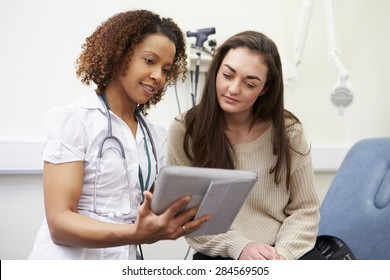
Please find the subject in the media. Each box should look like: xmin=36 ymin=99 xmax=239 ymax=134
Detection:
xmin=274 ymin=121 xmax=320 ymax=259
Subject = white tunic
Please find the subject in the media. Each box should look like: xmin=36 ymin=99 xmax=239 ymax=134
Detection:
xmin=28 ymin=91 xmax=166 ymax=259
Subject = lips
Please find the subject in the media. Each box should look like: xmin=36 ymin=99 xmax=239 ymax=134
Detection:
xmin=224 ymin=95 xmax=239 ymax=103
xmin=141 ymin=83 xmax=157 ymax=95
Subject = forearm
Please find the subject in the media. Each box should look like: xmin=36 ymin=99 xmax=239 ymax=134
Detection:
xmin=48 ymin=210 xmax=136 ymax=248
xmin=187 ymin=231 xmax=252 ymax=260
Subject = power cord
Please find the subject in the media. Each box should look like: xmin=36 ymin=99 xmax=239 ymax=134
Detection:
xmin=138 ymin=244 xmax=144 ymax=260
xmin=183 ymin=245 xmax=191 ymax=260
xmin=174 ymin=82 xmax=181 ymax=114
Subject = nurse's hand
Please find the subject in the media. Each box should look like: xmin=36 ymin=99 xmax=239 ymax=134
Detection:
xmin=131 ymin=191 xmax=211 ymax=244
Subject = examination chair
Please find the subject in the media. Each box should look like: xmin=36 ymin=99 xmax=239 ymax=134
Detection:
xmin=317 ymin=138 xmax=390 ymax=260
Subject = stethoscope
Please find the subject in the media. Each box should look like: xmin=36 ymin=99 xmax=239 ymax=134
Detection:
xmin=93 ymin=94 xmax=158 ymax=218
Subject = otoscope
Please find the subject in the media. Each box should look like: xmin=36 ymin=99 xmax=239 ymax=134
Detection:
xmin=186 ymin=27 xmax=216 ymax=106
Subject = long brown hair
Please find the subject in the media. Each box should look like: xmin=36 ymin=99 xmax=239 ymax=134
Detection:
xmin=183 ymin=30 xmax=301 ymax=187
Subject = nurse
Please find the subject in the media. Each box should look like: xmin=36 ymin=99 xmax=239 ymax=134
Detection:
xmin=28 ymin=10 xmax=210 ymax=260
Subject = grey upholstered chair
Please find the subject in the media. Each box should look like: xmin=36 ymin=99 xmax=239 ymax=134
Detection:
xmin=318 ymin=138 xmax=390 ymax=259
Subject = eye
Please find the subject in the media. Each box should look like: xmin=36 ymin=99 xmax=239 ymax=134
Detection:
xmin=222 ymin=72 xmax=233 ymax=79
xmin=162 ymin=67 xmax=171 ymax=75
xmin=246 ymin=83 xmax=256 ymax=89
xmin=144 ymin=58 xmax=154 ymax=65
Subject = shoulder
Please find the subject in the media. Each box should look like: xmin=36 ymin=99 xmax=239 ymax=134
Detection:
xmin=284 ymin=110 xmax=303 ymax=136
xmin=44 ymin=102 xmax=82 ymax=130
xmin=42 ymin=93 xmax=100 ymax=163
xmin=43 ymin=92 xmax=103 ymax=139
xmin=168 ymin=112 xmax=186 ymax=135
xmin=142 ymin=116 xmax=167 ymax=142
xmin=45 ymin=92 xmax=100 ymax=121
xmin=284 ymin=112 xmax=310 ymax=152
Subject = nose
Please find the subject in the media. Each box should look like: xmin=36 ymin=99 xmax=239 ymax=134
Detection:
xmin=228 ymin=79 xmax=241 ymax=95
xmin=150 ymin=67 xmax=164 ymax=84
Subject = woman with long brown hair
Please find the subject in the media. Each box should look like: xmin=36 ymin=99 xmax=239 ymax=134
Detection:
xmin=167 ymin=30 xmax=322 ymax=260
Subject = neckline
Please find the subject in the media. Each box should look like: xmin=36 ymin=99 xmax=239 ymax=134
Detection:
xmin=232 ymin=124 xmax=272 ymax=151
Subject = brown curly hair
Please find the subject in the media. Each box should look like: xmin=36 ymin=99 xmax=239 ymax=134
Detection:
xmin=75 ymin=10 xmax=187 ymax=115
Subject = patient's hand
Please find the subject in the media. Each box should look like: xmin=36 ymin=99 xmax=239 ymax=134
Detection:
xmin=239 ymin=242 xmax=280 ymax=260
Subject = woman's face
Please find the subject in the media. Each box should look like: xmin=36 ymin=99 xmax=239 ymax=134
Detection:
xmin=216 ymin=47 xmax=268 ymax=118
xmin=119 ymin=33 xmax=176 ymax=105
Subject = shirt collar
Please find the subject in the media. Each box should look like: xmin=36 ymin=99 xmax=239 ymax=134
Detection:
xmin=78 ymin=91 xmax=105 ymax=111
xmin=77 ymin=90 xmax=155 ymax=129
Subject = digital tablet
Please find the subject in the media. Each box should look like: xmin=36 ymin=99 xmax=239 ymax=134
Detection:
xmin=150 ymin=165 xmax=258 ymax=236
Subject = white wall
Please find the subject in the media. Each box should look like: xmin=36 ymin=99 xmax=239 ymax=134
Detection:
xmin=1 ymin=0 xmax=389 ymax=259
xmin=1 ymin=0 xmax=390 ymax=141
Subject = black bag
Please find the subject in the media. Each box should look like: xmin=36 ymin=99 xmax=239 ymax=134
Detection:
xmin=315 ymin=235 xmax=357 ymax=260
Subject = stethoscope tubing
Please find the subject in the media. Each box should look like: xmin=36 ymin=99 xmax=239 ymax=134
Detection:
xmin=93 ymin=94 xmax=157 ymax=218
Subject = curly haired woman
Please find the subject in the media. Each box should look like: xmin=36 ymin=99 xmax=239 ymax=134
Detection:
xmin=28 ymin=9 xmax=210 ymax=260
